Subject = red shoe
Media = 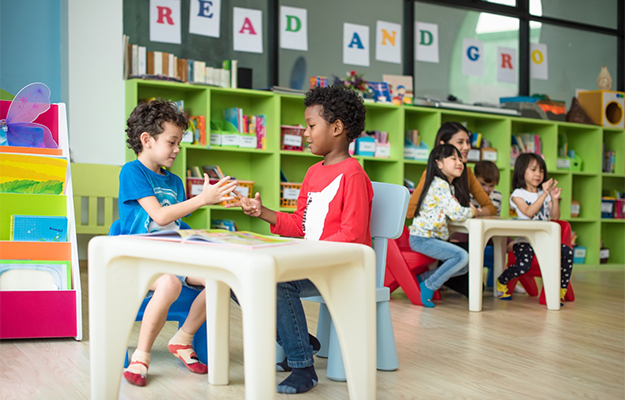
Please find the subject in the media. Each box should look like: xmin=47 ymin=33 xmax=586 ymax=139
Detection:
xmin=123 ymin=361 xmax=148 ymax=386
xmin=168 ymin=344 xmax=208 ymax=374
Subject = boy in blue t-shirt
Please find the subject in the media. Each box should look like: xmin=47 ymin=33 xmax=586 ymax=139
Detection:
xmin=120 ymin=99 xmax=237 ymax=386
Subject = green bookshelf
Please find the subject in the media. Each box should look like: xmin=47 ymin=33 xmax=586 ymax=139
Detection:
xmin=125 ymin=79 xmax=625 ymax=269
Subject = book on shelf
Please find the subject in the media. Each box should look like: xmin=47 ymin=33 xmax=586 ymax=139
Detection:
xmin=222 ymin=60 xmax=238 ymax=89
xmin=10 ymin=215 xmax=68 ymax=242
xmin=138 ymin=46 xmax=147 ymax=76
xmin=189 ymin=115 xmax=206 ymax=145
xmin=202 ymin=165 xmax=224 ymax=179
xmin=136 ymin=229 xmax=295 ymax=249
xmin=154 ymin=51 xmax=163 ymax=75
xmin=0 ymin=260 xmax=71 ymax=290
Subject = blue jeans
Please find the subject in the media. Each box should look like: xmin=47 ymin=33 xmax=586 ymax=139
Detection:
xmin=276 ymin=279 xmax=320 ymax=368
xmin=409 ymin=235 xmax=469 ymax=292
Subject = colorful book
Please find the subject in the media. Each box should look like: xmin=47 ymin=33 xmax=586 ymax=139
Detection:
xmin=10 ymin=215 xmax=68 ymax=242
xmin=189 ymin=116 xmax=206 ymax=145
xmin=0 ymin=152 xmax=67 ymax=194
xmin=0 ymin=260 xmax=71 ymax=290
xmin=136 ymin=229 xmax=295 ymax=249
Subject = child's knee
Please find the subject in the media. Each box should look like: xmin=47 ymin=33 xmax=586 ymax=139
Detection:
xmin=155 ymin=274 xmax=182 ymax=297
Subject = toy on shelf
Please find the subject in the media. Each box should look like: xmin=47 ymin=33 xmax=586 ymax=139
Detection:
xmin=0 ymin=83 xmax=57 ymax=148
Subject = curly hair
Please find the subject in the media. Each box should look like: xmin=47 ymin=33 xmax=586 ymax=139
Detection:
xmin=304 ymin=85 xmax=366 ymax=143
xmin=126 ymin=99 xmax=189 ymax=155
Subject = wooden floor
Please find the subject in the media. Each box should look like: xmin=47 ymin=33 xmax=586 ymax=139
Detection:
xmin=1 ymin=269 xmax=624 ymax=400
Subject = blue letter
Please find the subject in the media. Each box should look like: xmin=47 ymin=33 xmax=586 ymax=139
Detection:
xmin=348 ymin=33 xmax=364 ymax=49
xmin=198 ymin=0 xmax=213 ymax=18
xmin=467 ymin=46 xmax=479 ymax=61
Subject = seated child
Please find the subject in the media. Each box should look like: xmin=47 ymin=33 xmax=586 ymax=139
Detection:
xmin=120 ymin=99 xmax=237 ymax=386
xmin=227 ymin=85 xmax=372 ymax=394
xmin=471 ymin=160 xmax=502 ymax=215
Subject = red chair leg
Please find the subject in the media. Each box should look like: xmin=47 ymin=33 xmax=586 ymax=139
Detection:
xmin=385 ymin=240 xmax=424 ymax=306
xmin=565 ymin=282 xmax=575 ymax=301
xmin=519 ymin=275 xmax=539 ymax=297
xmin=384 ymin=269 xmax=400 ymax=293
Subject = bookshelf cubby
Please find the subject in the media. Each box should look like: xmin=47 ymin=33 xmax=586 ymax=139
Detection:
xmin=125 ymin=79 xmax=624 ymax=268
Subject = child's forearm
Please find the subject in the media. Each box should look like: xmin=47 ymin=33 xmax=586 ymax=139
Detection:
xmin=258 ymin=206 xmax=277 ymax=225
xmin=551 ymin=199 xmax=561 ymax=220
xmin=522 ymin=192 xmax=549 ymax=218
xmin=148 ymin=196 xmax=205 ymax=227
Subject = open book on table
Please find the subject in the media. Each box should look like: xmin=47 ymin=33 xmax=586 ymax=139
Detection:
xmin=135 ymin=229 xmax=295 ymax=249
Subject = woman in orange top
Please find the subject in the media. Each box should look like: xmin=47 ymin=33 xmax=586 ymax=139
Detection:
xmin=407 ymin=122 xmax=496 ymax=296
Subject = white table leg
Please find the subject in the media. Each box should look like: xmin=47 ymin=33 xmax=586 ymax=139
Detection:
xmin=491 ymin=237 xmax=506 ymax=298
xmin=532 ymin=227 xmax=561 ymax=311
xmin=206 ymin=279 xmax=231 ymax=385
xmin=239 ymin=262 xmax=277 ymax=400
xmin=317 ymin=252 xmax=376 ymax=399
xmin=89 ymin=249 xmax=150 ymax=399
xmin=468 ymin=220 xmax=485 ymax=312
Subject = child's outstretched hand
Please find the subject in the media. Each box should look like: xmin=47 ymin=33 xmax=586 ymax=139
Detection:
xmin=198 ymin=174 xmax=238 ymax=205
xmin=469 ymin=203 xmax=479 ymax=217
xmin=226 ymin=191 xmax=263 ymax=217
xmin=551 ymin=186 xmax=562 ymax=200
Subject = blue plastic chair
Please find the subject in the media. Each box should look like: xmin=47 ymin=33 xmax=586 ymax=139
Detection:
xmin=299 ymin=181 xmax=409 ymax=381
xmin=109 ymin=220 xmax=208 ymax=366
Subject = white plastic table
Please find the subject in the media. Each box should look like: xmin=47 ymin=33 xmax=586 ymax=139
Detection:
xmin=449 ymin=218 xmax=561 ymax=312
xmin=88 ymin=236 xmax=377 ymax=400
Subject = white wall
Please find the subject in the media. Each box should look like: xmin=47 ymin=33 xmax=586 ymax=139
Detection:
xmin=67 ymin=0 xmax=125 ymax=166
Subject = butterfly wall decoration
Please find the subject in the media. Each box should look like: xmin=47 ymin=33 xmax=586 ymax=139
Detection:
xmin=0 ymin=82 xmax=57 ymax=148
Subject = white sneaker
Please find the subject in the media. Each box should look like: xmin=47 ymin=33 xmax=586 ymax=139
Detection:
xmin=513 ymin=284 xmax=527 ymax=294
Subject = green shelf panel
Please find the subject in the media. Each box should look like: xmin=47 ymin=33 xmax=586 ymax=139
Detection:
xmin=279 ymin=95 xmax=306 ymax=127
xmin=601 ymin=222 xmax=625 ymax=265
xmin=549 ymin=171 xmax=571 ymax=220
xmin=364 ymin=104 xmax=403 ymax=161
xmin=404 ymin=107 xmax=441 ymax=148
xmin=558 ymin=124 xmax=603 ymax=173
xmin=569 ymin=220 xmax=601 ymax=265
xmin=185 ymin=148 xmax=279 ymax=209
xmin=441 ymin=112 xmax=510 ymax=170
xmin=363 ymin=159 xmax=402 ymax=185
xmin=280 ymin=153 xmax=320 ymax=183
xmin=603 ymin=127 xmax=625 ymax=175
xmin=510 ymin=119 xmax=558 ymax=172
xmin=571 ymin=174 xmax=601 ymax=220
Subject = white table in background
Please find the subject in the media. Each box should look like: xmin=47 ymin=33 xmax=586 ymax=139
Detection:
xmin=449 ymin=218 xmax=561 ymax=312
xmin=88 ymin=236 xmax=377 ymax=400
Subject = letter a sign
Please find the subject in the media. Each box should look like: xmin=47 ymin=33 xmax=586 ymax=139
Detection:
xmin=150 ymin=0 xmax=181 ymax=44
xmin=280 ymin=6 xmax=307 ymax=51
xmin=343 ymin=23 xmax=370 ymax=67
xmin=233 ymin=7 xmax=263 ymax=53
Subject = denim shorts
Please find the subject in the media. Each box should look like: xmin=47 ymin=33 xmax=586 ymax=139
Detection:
xmin=144 ymin=274 xmax=204 ymax=298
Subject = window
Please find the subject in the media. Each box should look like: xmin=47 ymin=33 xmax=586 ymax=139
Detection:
xmin=415 ymin=3 xmax=519 ymax=105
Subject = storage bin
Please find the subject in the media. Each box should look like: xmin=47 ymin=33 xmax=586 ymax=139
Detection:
xmin=280 ymin=182 xmax=302 ymax=208
xmin=573 ymin=246 xmax=586 ymax=264
xmin=601 ymin=197 xmax=615 ymax=218
xmin=355 ymin=136 xmax=375 ymax=156
xmin=281 ymin=125 xmax=305 ymax=151
xmin=614 ymin=199 xmax=625 ymax=219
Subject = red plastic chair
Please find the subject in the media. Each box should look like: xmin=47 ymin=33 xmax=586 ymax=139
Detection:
xmin=384 ymin=226 xmax=439 ymax=306
xmin=505 ymin=220 xmax=575 ymax=304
